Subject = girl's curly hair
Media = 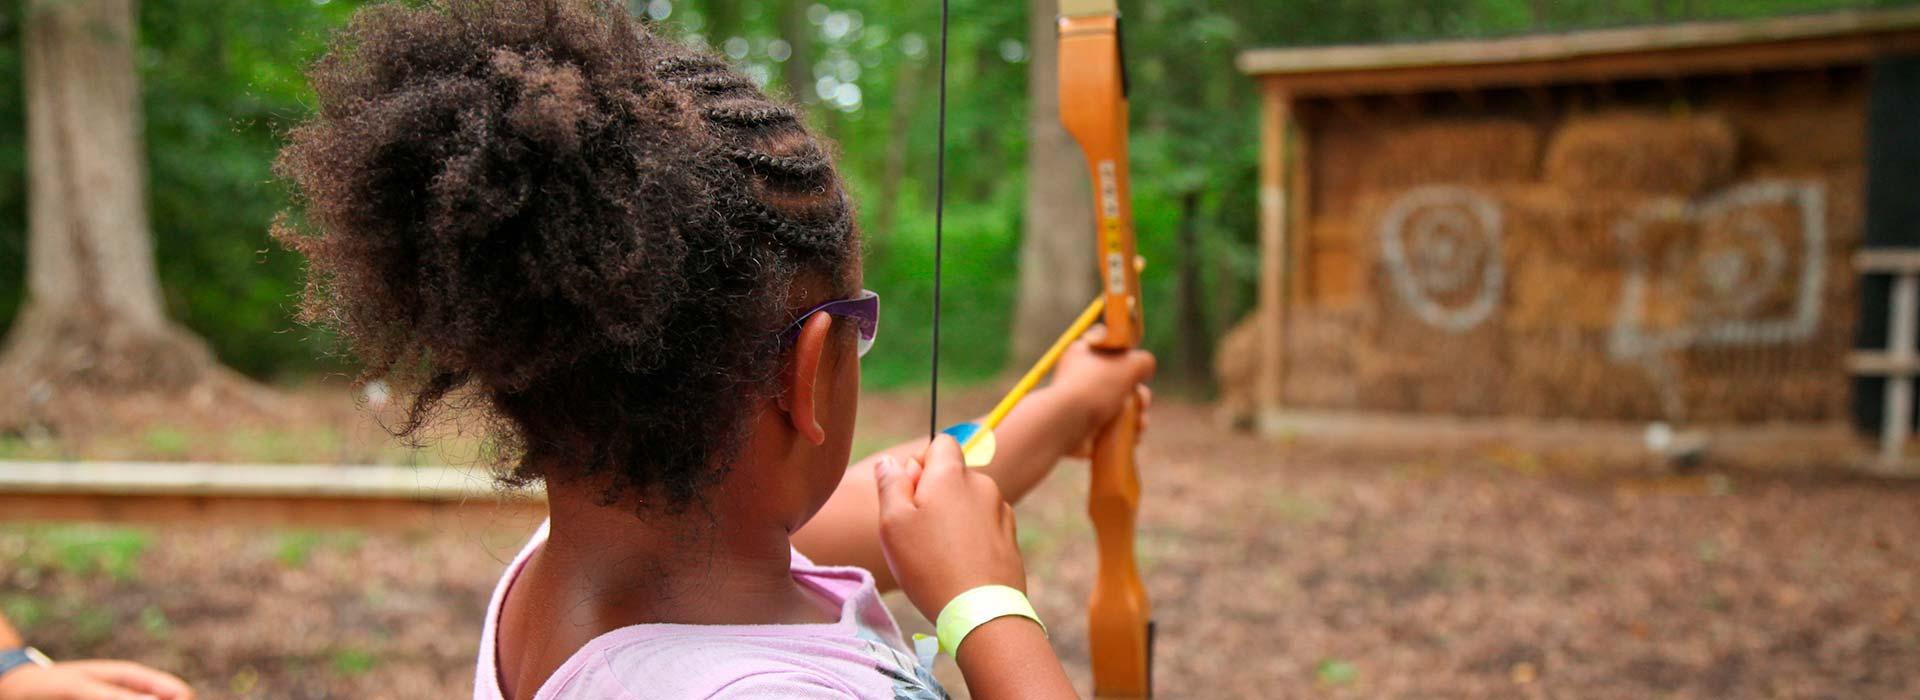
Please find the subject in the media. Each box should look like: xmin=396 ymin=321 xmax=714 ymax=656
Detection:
xmin=274 ymin=0 xmax=857 ymax=508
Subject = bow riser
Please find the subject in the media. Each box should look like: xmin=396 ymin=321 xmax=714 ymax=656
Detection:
xmin=1058 ymin=8 xmax=1144 ymax=350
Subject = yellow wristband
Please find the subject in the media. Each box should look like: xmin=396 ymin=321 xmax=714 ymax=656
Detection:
xmin=934 ymin=584 xmax=1045 ymax=657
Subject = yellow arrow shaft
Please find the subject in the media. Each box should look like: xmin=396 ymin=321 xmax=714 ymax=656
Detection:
xmin=962 ymin=296 xmax=1107 ymax=452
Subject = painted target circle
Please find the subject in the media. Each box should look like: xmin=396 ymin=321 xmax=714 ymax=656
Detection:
xmin=1378 ymin=186 xmax=1505 ymax=332
xmin=1687 ymin=209 xmax=1789 ymax=316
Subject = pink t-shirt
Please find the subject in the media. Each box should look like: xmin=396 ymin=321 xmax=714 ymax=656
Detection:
xmin=474 ymin=521 xmax=949 ymax=699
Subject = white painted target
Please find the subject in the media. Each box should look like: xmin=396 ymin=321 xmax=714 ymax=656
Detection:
xmin=1610 ymin=179 xmax=1827 ymax=359
xmin=1378 ymin=186 xmax=1505 ymax=332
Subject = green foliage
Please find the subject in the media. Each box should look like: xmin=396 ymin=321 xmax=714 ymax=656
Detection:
xmin=0 ymin=595 xmax=44 ymax=630
xmin=1 ymin=0 xmax=1911 ymax=386
xmin=275 ymin=530 xmax=323 ymax=569
xmin=136 ymin=0 xmax=364 ymax=377
xmin=5 ymin=525 xmax=153 ymax=582
xmin=274 ymin=529 xmax=364 ymax=569
xmin=139 ymin=604 xmax=173 ymax=640
xmin=68 ymin=604 xmax=115 ymax=646
xmin=142 ymin=426 xmax=191 ymax=458
xmin=328 ymin=647 xmax=378 ymax=676
xmin=1316 ymin=658 xmax=1360 ymax=687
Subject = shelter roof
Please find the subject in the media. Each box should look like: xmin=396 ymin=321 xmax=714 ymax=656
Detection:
xmin=1236 ymin=8 xmax=1920 ymax=96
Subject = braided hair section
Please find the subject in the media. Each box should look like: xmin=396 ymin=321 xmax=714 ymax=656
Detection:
xmin=275 ymin=0 xmax=857 ymax=509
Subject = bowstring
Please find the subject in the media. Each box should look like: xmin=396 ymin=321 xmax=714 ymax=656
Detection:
xmin=929 ymin=0 xmax=950 ymax=440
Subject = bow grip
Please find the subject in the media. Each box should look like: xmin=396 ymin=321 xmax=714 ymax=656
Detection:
xmin=1087 ymin=392 xmax=1151 ymax=698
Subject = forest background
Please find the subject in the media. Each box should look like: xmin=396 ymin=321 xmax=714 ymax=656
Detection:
xmin=0 ymin=0 xmax=1908 ymax=396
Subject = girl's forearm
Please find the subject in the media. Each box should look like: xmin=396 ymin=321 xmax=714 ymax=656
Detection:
xmin=793 ymin=387 xmax=1095 ymax=591
xmin=953 ymin=617 xmax=1078 ymax=699
xmin=973 ymin=386 xmax=1095 ymax=502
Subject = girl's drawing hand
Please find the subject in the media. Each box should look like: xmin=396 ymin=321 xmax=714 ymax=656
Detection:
xmin=875 ymin=435 xmax=1028 ymax=622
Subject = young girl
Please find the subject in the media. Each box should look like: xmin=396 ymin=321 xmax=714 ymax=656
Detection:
xmin=277 ymin=1 xmax=1154 ymax=698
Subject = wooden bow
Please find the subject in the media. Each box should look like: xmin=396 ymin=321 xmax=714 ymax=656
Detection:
xmin=1057 ymin=1 xmax=1152 ymax=696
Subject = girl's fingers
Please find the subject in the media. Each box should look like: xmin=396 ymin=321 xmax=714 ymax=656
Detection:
xmin=918 ymin=435 xmax=966 ymax=479
xmin=67 ymin=675 xmax=158 ymax=700
xmin=67 ymin=661 xmax=192 ymax=700
xmin=875 ymin=456 xmax=920 ymax=520
xmin=1130 ymin=348 xmax=1158 ymax=383
xmin=912 ymin=436 xmax=966 ymax=506
xmin=1081 ymin=324 xmax=1108 ymax=346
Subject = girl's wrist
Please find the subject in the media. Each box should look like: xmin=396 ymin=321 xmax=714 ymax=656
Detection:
xmin=952 ymin=614 xmax=1048 ymax=665
xmin=1030 ymin=386 xmax=1103 ymax=437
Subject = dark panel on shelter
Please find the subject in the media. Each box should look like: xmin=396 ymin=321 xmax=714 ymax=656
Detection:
xmin=1853 ymin=54 xmax=1920 ymax=435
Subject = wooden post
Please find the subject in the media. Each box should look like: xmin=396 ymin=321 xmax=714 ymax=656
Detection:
xmin=1884 ymin=272 xmax=1918 ymax=459
xmin=1258 ymin=81 xmax=1291 ymax=417
xmin=1287 ymin=104 xmax=1313 ymax=303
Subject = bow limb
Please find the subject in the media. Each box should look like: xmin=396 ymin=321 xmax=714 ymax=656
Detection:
xmin=1058 ymin=0 xmax=1151 ymax=697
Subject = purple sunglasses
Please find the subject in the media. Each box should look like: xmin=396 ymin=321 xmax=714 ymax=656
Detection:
xmin=781 ymin=289 xmax=880 ymax=358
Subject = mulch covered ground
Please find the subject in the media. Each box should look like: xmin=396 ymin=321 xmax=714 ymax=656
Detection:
xmin=3 ymin=395 xmax=1917 ymax=699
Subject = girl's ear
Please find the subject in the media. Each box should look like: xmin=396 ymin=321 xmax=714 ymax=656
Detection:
xmin=778 ymin=312 xmax=832 ymax=446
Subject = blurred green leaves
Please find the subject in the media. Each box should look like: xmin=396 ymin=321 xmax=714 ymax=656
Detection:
xmin=0 ymin=0 xmax=1909 ymax=387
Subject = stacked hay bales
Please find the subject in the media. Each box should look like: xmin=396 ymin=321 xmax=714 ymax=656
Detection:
xmin=1278 ymin=306 xmax=1366 ymax=409
xmin=1542 ymin=113 xmax=1739 ymax=196
xmin=1269 ymin=85 xmax=1867 ymax=424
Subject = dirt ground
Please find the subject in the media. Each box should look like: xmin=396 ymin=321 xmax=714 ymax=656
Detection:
xmin=3 ymin=393 xmax=1918 ymax=699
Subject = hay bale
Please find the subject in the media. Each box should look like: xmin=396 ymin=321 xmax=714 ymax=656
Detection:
xmin=1505 ymin=328 xmax=1666 ymax=419
xmin=1279 ymin=307 xmax=1366 ymax=409
xmin=1722 ymin=82 xmax=1866 ymax=169
xmin=1315 ymin=118 xmax=1540 ymax=214
xmin=1543 ymin=113 xmax=1737 ymax=196
xmin=1212 ymin=315 xmax=1262 ymax=428
xmin=1369 ymin=119 xmax=1541 ymax=185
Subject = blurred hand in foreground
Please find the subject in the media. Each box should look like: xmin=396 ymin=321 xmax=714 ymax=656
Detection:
xmin=0 ymin=659 xmax=193 ymax=700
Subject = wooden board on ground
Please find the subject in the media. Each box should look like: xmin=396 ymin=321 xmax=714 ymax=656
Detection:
xmin=0 ymin=461 xmax=545 ymax=530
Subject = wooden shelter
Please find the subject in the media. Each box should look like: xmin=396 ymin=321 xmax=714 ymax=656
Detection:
xmin=1229 ymin=8 xmax=1920 ymax=439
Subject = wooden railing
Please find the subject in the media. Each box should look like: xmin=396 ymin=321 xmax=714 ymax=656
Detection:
xmin=1849 ymin=249 xmax=1920 ymax=471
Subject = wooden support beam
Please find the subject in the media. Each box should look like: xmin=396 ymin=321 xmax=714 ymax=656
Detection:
xmin=1387 ymin=91 xmax=1424 ymax=116
xmin=1453 ymin=86 xmax=1487 ymax=112
xmin=1238 ymin=8 xmax=1920 ymax=85
xmin=1849 ymin=351 xmax=1920 ymax=376
xmin=1593 ymin=79 xmax=1619 ymax=105
xmin=1330 ymin=94 xmax=1368 ymax=122
xmin=1661 ymin=74 xmax=1690 ymax=102
xmin=1257 ymin=79 xmax=1290 ymax=414
xmin=1287 ymin=106 xmax=1313 ymax=304
xmin=1884 ymin=273 xmax=1918 ymax=463
xmin=1856 ymin=249 xmax=1920 ymax=273
xmin=1241 ymin=29 xmax=1920 ymax=98
xmin=1524 ymin=84 xmax=1555 ymax=114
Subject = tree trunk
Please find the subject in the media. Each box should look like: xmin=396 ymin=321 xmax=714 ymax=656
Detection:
xmin=700 ymin=0 xmax=741 ymax=48
xmin=1174 ymin=190 xmax=1210 ymax=387
xmin=1011 ymin=0 xmax=1096 ymax=366
xmin=872 ymin=58 xmax=927 ymax=254
xmin=778 ymin=0 xmax=815 ymax=106
xmin=1 ymin=0 xmax=226 ymax=431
